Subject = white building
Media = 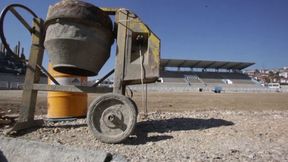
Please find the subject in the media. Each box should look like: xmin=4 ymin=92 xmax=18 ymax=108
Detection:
xmin=279 ymin=71 xmax=288 ymax=78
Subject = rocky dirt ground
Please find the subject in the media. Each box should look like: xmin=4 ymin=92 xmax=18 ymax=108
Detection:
xmin=1 ymin=90 xmax=288 ymax=161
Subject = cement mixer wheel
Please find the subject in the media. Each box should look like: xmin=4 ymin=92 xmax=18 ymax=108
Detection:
xmin=87 ymin=93 xmax=137 ymax=143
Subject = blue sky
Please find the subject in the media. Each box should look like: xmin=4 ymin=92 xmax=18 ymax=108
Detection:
xmin=1 ymin=0 xmax=288 ymax=77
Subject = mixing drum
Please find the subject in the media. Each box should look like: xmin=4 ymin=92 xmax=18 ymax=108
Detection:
xmin=44 ymin=0 xmax=114 ymax=76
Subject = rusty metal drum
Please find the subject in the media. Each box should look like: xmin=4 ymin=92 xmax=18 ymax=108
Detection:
xmin=44 ymin=0 xmax=114 ymax=76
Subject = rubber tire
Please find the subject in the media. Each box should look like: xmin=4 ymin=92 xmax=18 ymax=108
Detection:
xmin=128 ymin=98 xmax=139 ymax=116
xmin=87 ymin=93 xmax=137 ymax=144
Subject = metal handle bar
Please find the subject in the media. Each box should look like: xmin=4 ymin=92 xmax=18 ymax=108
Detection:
xmin=0 ymin=4 xmax=38 ymax=58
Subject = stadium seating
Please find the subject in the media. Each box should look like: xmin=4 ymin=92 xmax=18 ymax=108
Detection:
xmin=158 ymin=70 xmax=261 ymax=91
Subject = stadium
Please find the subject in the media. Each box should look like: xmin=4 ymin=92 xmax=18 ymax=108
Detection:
xmin=130 ymin=58 xmax=287 ymax=93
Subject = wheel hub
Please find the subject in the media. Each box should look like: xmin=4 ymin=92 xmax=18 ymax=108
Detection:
xmin=102 ymin=108 xmax=124 ymax=129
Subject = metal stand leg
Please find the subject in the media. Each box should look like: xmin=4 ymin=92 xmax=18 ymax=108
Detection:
xmin=6 ymin=18 xmax=45 ymax=134
xmin=113 ymin=10 xmax=128 ymax=95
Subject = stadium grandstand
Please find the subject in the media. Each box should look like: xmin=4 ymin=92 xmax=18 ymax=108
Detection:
xmin=131 ymin=58 xmax=282 ymax=93
xmin=160 ymin=59 xmax=255 ymax=86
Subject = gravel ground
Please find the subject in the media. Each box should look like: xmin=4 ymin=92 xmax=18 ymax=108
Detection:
xmin=2 ymin=110 xmax=288 ymax=162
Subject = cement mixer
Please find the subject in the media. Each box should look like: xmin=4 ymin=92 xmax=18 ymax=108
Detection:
xmin=0 ymin=0 xmax=160 ymax=143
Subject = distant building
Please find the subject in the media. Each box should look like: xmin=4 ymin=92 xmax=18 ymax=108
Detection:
xmin=0 ymin=42 xmax=47 ymax=89
xmin=0 ymin=41 xmax=26 ymax=74
xmin=244 ymin=67 xmax=288 ymax=85
xmin=279 ymin=71 xmax=288 ymax=78
xmin=280 ymin=78 xmax=288 ymax=84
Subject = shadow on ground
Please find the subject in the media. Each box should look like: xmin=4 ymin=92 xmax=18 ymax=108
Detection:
xmin=137 ymin=118 xmax=234 ymax=133
xmin=125 ymin=118 xmax=234 ymax=145
xmin=0 ymin=150 xmax=8 ymax=162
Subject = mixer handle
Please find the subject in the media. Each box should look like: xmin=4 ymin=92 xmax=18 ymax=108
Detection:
xmin=0 ymin=4 xmax=39 ymax=57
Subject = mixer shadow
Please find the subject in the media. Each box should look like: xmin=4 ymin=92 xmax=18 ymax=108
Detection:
xmin=0 ymin=150 xmax=8 ymax=162
xmin=137 ymin=118 xmax=234 ymax=133
xmin=124 ymin=117 xmax=234 ymax=145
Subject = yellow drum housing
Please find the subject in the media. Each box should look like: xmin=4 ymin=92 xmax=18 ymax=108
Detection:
xmin=47 ymin=64 xmax=87 ymax=118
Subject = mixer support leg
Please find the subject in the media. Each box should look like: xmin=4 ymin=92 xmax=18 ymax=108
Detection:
xmin=113 ymin=10 xmax=128 ymax=95
xmin=6 ymin=18 xmax=45 ymax=134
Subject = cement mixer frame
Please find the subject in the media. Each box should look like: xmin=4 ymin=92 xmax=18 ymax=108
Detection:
xmin=0 ymin=3 xmax=160 ymax=143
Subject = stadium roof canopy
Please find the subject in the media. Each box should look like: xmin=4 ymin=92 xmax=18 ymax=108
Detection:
xmin=161 ymin=59 xmax=255 ymax=70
